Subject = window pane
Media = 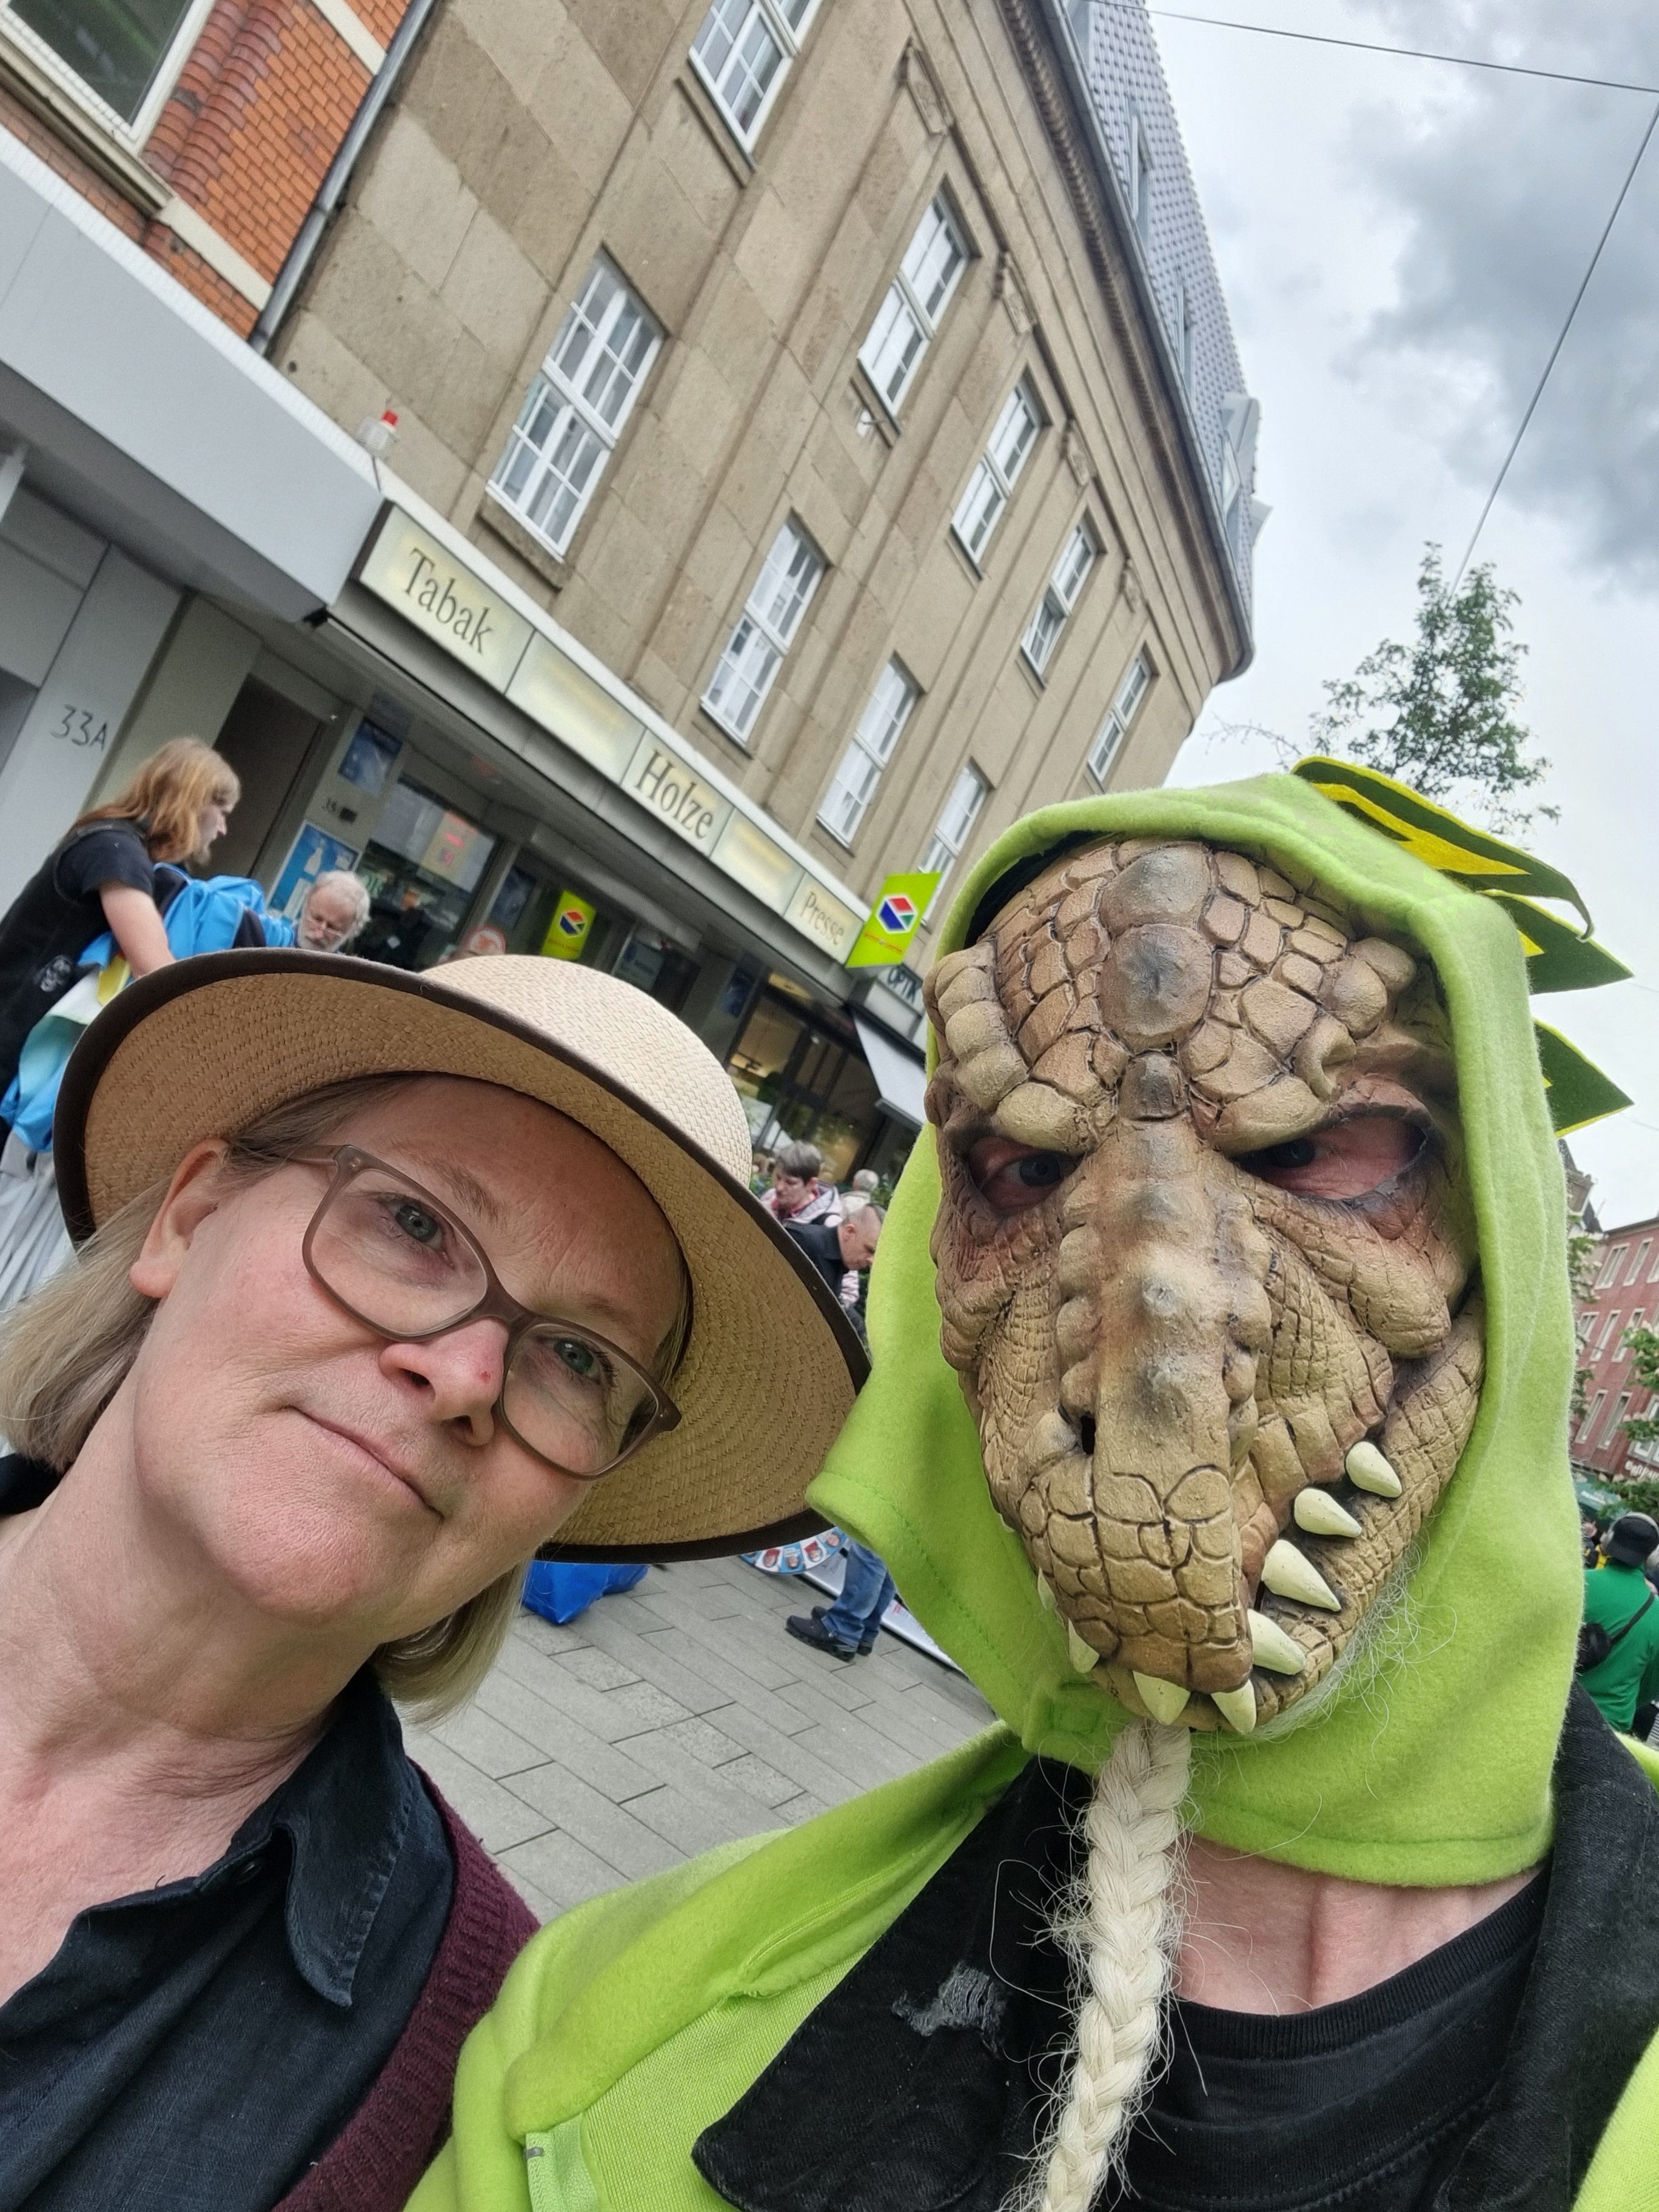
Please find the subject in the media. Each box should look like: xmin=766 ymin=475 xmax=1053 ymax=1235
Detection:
xmin=722 ymin=13 xmax=783 ymax=131
xmin=1025 ymin=594 xmax=1064 ymax=673
xmin=953 ymin=461 xmax=1003 ymax=563
xmin=820 ymin=744 xmax=882 ymax=841
xmin=989 ymin=385 xmax=1039 ymax=481
xmin=861 ymin=287 xmax=925 ymax=407
xmin=776 ymin=0 xmax=813 ymax=27
xmin=1116 ymin=653 xmax=1150 ymax=721
xmin=1054 ymin=526 xmax=1096 ymax=606
xmin=857 ymin=661 xmax=916 ymax=764
xmin=901 ymin=200 xmax=966 ymax=322
xmin=706 ymin=617 xmax=780 ymax=737
xmin=751 ymin=524 xmax=822 ymax=643
xmin=938 ymin=766 xmax=986 ymax=851
xmin=13 ymin=0 xmax=195 ymax=117
xmin=691 ymin=0 xmax=748 ymax=76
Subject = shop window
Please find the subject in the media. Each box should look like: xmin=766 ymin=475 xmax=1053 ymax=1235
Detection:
xmin=490 ymin=258 xmax=662 ymax=557
xmin=922 ymin=763 xmax=987 ymax=889
xmin=953 ymin=382 xmax=1042 ymax=568
xmin=726 ymin=985 xmax=879 ymax=1181
xmin=613 ymin=925 xmax=699 ymax=1014
xmin=1022 ymin=522 xmax=1097 ymax=678
xmin=1088 ymin=652 xmax=1151 ymax=785
xmin=4 ymin=0 xmax=203 ymax=126
xmin=689 ymin=0 xmax=817 ymax=149
xmin=859 ymin=196 xmax=968 ymax=414
xmin=703 ymin=520 xmax=824 ymax=744
xmin=352 ymin=777 xmax=498 ymax=972
xmin=819 ymin=660 xmax=917 ymax=845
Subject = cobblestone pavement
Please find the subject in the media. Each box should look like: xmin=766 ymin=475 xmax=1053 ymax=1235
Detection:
xmin=402 ymin=1555 xmax=996 ymax=1923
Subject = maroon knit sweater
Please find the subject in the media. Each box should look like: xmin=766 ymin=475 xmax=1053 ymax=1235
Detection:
xmin=275 ymin=1778 xmax=538 ymax=2212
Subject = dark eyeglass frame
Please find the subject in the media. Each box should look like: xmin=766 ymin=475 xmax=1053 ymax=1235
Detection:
xmin=288 ymin=1144 xmax=682 ymax=1481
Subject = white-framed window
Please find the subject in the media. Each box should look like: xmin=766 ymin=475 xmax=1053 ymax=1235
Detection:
xmin=1598 ymin=1310 xmax=1624 ymax=1356
xmin=703 ymin=519 xmax=824 ymax=743
xmin=689 ymin=0 xmax=816 ymax=149
xmin=1606 ymin=1393 xmax=1633 ymax=1447
xmin=1620 ymin=1312 xmax=1646 ymax=1359
xmin=1088 ymin=651 xmax=1151 ymax=784
xmin=1128 ymin=109 xmax=1153 ymax=245
xmin=819 ymin=660 xmax=918 ymax=844
xmin=1649 ymin=1245 xmax=1659 ymax=1281
xmin=1023 ymin=522 xmax=1098 ymax=677
xmin=1629 ymin=1238 xmax=1654 ymax=1285
xmin=1177 ymin=278 xmax=1195 ymax=388
xmin=1577 ymin=1310 xmax=1598 ymax=1348
xmin=953 ymin=381 xmax=1042 ymax=566
xmin=1600 ymin=1244 xmax=1629 ymax=1288
xmin=491 ymin=258 xmax=662 ymax=556
xmin=922 ymin=763 xmax=988 ymax=885
xmin=859 ymin=196 xmax=968 ymax=413
xmin=1580 ymin=1390 xmax=1607 ymax=1444
xmin=1 ymin=0 xmax=215 ymax=135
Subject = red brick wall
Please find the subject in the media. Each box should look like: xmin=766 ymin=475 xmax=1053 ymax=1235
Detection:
xmin=1574 ymin=1214 xmax=1659 ymax=1476
xmin=140 ymin=221 xmax=262 ymax=333
xmin=0 ymin=84 xmax=146 ymax=240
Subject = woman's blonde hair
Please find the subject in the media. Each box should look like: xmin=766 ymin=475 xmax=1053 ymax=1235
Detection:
xmin=73 ymin=737 xmax=241 ymax=866
xmin=0 ymin=1077 xmax=529 ymax=1718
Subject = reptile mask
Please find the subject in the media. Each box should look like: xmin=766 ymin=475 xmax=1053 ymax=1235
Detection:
xmin=923 ymin=833 xmax=1481 ymax=1736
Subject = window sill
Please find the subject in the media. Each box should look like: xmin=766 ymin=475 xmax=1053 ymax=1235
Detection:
xmin=0 ymin=23 xmax=169 ymax=213
xmin=946 ymin=528 xmax=984 ymax=585
xmin=695 ymin=701 xmax=753 ymax=755
xmin=848 ymin=361 xmax=901 ymax=448
xmin=676 ymin=64 xmax=756 ymax=188
xmin=1018 ymin=646 xmax=1049 ymax=689
xmin=475 ymin=493 xmax=571 ymax=591
xmin=814 ymin=814 xmax=857 ymax=852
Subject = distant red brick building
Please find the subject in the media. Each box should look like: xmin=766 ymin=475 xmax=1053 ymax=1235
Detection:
xmin=0 ymin=0 xmax=413 ymax=332
xmin=1573 ymin=1210 xmax=1659 ymax=1478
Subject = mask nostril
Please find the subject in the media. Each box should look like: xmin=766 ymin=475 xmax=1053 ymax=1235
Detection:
xmin=1078 ymin=1414 xmax=1096 ymax=1456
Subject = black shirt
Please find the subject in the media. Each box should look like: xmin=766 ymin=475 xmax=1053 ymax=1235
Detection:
xmin=697 ymin=1689 xmax=1659 ymax=2211
xmin=0 ymin=822 xmax=154 ymax=1098
xmin=0 ymin=1456 xmax=453 ymax=2211
xmin=784 ymin=1218 xmax=844 ymax=1295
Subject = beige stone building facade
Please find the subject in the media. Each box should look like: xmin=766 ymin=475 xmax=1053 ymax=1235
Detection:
xmin=0 ymin=0 xmax=1256 ymax=1181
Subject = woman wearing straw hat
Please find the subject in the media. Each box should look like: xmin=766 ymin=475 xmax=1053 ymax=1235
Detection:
xmin=0 ymin=947 xmax=861 ymax=2212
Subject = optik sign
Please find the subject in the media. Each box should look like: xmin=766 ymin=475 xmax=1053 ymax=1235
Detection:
xmin=845 ymin=871 xmax=942 ymax=969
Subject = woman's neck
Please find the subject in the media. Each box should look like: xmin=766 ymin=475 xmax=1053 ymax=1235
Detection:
xmin=1176 ymin=1834 xmax=1536 ymax=2014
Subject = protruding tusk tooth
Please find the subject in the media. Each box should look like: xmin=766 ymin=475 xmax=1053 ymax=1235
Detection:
xmin=1261 ymin=1539 xmax=1341 ymax=1612
xmin=1293 ymin=1488 xmax=1363 ymax=1539
xmin=1067 ymin=1623 xmax=1102 ymax=1674
xmin=1346 ymin=1440 xmax=1403 ymax=1498
xmin=1248 ymin=1609 xmax=1307 ymax=1675
xmin=1036 ymin=1572 xmax=1058 ymax=1614
xmin=1133 ymin=1671 xmax=1191 ymax=1723
xmin=1212 ymin=1683 xmax=1256 ymax=1734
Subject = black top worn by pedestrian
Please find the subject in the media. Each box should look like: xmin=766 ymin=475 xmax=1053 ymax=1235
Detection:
xmin=784 ymin=1218 xmax=843 ymax=1296
xmin=696 ymin=1688 xmax=1659 ymax=2212
xmin=0 ymin=1454 xmax=452 ymax=2212
xmin=0 ymin=822 xmax=154 ymax=1098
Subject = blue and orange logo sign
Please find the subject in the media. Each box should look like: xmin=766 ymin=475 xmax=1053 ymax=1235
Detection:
xmin=846 ymin=872 xmax=941 ymax=969
xmin=541 ymin=889 xmax=595 ymax=961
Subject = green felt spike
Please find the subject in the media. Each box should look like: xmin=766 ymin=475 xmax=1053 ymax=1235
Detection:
xmin=1487 ymin=894 xmax=1631 ymax=995
xmin=1535 ymin=1022 xmax=1632 ymax=1134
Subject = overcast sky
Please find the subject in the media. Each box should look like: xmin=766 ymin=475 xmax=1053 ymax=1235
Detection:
xmin=1154 ymin=0 xmax=1659 ymax=1228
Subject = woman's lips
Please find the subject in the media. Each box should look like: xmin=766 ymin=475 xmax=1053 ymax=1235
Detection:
xmin=301 ymin=1412 xmax=442 ymax=1517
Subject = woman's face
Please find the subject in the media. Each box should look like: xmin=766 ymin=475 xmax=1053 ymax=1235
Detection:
xmin=771 ymin=1169 xmax=811 ymax=1215
xmin=196 ymin=800 xmax=231 ymax=857
xmin=118 ymin=1079 xmax=683 ymax=1649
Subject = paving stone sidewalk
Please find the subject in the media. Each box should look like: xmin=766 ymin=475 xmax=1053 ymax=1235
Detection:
xmin=401 ymin=1555 xmax=995 ymax=1923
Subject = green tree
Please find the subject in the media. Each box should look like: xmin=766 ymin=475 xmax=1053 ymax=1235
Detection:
xmin=1310 ymin=545 xmax=1556 ymax=837
xmin=1569 ymin=1224 xmax=1600 ymax=1426
xmin=1620 ymin=1326 xmax=1659 ymax=1453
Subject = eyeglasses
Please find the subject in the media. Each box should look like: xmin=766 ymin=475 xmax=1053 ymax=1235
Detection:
xmin=290 ymin=1145 xmax=680 ymax=1480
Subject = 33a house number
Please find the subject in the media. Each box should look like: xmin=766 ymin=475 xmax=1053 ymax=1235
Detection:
xmin=51 ymin=705 xmax=110 ymax=750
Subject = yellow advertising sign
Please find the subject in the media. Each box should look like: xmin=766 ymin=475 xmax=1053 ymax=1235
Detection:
xmin=541 ymin=890 xmax=595 ymax=960
xmin=845 ymin=871 xmax=943 ymax=968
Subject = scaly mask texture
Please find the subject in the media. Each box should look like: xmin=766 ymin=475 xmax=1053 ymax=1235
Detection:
xmin=809 ymin=776 xmax=1580 ymax=1885
xmin=924 ymin=837 xmax=1483 ymax=1737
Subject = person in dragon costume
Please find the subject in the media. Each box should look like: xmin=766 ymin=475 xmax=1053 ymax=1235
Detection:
xmin=409 ymin=767 xmax=1655 ymax=2212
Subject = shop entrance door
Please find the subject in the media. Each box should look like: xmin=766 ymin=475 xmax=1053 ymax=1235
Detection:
xmin=212 ymin=678 xmax=326 ymax=880
xmin=726 ymin=986 xmax=880 ymax=1181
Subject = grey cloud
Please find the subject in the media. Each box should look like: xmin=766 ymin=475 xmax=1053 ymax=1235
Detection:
xmin=1347 ymin=1 xmax=1659 ymax=582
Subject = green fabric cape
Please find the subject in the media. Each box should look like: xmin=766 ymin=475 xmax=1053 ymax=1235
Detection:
xmin=407 ymin=775 xmax=1657 ymax=2212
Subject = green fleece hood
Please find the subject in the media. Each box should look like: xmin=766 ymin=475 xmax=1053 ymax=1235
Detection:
xmin=811 ymin=772 xmax=1580 ymax=1887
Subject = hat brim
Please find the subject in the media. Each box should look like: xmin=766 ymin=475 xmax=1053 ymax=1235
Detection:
xmin=54 ymin=951 xmax=866 ymax=1561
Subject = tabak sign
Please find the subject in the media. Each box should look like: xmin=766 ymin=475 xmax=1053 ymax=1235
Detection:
xmin=357 ymin=509 xmax=532 ymax=689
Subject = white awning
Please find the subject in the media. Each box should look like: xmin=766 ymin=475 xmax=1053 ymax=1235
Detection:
xmin=854 ymin=1014 xmax=928 ymax=1129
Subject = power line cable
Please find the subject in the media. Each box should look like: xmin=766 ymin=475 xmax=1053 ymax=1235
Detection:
xmin=1451 ymin=96 xmax=1659 ymax=582
xmin=1093 ymin=3 xmax=1659 ymax=98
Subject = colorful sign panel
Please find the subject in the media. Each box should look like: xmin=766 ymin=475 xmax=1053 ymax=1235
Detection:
xmin=845 ymin=871 xmax=943 ymax=968
xmin=541 ymin=890 xmax=595 ymax=960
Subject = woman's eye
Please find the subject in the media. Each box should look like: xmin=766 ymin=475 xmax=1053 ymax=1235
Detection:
xmin=391 ymin=1199 xmax=446 ymax=1249
xmin=1238 ymin=1117 xmax=1425 ymax=1200
xmin=965 ymin=1139 xmax=1075 ymax=1215
xmin=552 ymin=1336 xmax=603 ymax=1384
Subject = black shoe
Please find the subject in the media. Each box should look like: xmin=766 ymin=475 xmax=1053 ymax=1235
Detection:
xmin=813 ymin=1603 xmax=876 ymax=1658
xmin=786 ymin=1613 xmax=857 ymax=1661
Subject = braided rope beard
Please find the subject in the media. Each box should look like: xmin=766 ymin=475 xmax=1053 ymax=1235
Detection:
xmin=919 ymin=838 xmax=1484 ymax=2208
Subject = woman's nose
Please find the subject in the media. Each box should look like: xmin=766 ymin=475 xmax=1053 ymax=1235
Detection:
xmin=378 ymin=1318 xmax=507 ymax=1443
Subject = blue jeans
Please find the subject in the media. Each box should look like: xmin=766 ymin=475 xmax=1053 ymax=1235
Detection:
xmin=821 ymin=1540 xmax=896 ymax=1651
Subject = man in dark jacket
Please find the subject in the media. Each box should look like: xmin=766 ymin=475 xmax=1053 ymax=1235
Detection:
xmin=783 ymin=1204 xmax=882 ymax=1302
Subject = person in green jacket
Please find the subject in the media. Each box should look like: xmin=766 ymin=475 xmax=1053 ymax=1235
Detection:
xmin=1581 ymin=1512 xmax=1659 ymax=1732
xmin=411 ymin=768 xmax=1659 ymax=2212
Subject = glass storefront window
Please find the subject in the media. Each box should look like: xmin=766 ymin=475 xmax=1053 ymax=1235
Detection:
xmin=352 ymin=776 xmax=498 ymax=971
xmin=725 ymin=987 xmax=881 ymax=1179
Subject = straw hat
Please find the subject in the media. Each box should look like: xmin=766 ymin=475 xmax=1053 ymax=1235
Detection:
xmin=53 ymin=950 xmax=866 ymax=1560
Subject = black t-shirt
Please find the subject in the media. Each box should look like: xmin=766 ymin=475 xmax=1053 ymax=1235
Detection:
xmin=1110 ymin=1875 xmax=1545 ymax=2210
xmin=0 ymin=822 xmax=154 ymax=1100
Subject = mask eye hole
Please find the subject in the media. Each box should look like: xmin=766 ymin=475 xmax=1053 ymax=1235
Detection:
xmin=965 ymin=1138 xmax=1076 ymax=1215
xmin=1236 ymin=1116 xmax=1426 ymax=1201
